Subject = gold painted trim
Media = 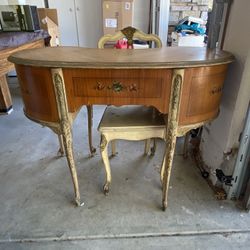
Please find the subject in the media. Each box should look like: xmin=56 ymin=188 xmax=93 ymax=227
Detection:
xmin=177 ymin=121 xmax=206 ymax=137
xmin=98 ymin=26 xmax=162 ymax=49
xmin=51 ymin=68 xmax=82 ymax=207
xmin=162 ymin=69 xmax=184 ymax=210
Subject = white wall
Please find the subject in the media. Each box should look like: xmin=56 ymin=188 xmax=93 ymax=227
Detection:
xmin=200 ymin=0 xmax=250 ymax=184
xmin=7 ymin=0 xmax=26 ymax=4
xmin=133 ymin=0 xmax=150 ymax=33
xmin=4 ymin=0 xmax=44 ymax=6
xmin=25 ymin=0 xmax=44 ymax=7
xmin=158 ymin=0 xmax=170 ymax=46
xmin=0 ymin=0 xmax=9 ymax=4
xmin=48 ymin=0 xmax=151 ymax=47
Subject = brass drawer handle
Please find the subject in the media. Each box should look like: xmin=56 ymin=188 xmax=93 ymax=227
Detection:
xmin=211 ymin=86 xmax=222 ymax=95
xmin=107 ymin=81 xmax=124 ymax=92
xmin=95 ymin=81 xmax=138 ymax=92
xmin=95 ymin=82 xmax=105 ymax=90
xmin=129 ymin=83 xmax=138 ymax=92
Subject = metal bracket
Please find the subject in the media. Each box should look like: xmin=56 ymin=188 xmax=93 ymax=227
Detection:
xmin=216 ymin=169 xmax=234 ymax=186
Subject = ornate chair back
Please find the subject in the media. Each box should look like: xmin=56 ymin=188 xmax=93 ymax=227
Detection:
xmin=98 ymin=26 xmax=162 ymax=49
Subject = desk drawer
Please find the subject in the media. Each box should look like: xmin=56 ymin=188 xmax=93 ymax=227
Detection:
xmin=72 ymin=76 xmax=162 ymax=98
xmin=63 ymin=69 xmax=172 ymax=114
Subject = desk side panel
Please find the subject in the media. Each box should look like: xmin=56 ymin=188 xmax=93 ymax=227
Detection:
xmin=63 ymin=69 xmax=172 ymax=114
xmin=15 ymin=65 xmax=59 ymax=123
xmin=179 ymin=64 xmax=228 ymax=125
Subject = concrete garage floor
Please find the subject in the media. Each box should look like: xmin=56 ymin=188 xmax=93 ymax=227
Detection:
xmin=0 ymin=78 xmax=249 ymax=250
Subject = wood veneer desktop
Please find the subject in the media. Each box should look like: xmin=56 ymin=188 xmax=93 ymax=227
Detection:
xmin=8 ymin=46 xmax=234 ymax=210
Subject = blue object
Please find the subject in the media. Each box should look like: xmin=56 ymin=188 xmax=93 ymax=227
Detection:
xmin=175 ymin=23 xmax=205 ymax=35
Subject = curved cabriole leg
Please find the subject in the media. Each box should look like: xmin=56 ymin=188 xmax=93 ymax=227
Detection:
xmin=162 ymin=133 xmax=177 ymax=211
xmin=162 ymin=70 xmax=183 ymax=211
xmin=52 ymin=69 xmax=82 ymax=207
xmin=100 ymin=134 xmax=111 ymax=195
xmin=87 ymin=105 xmax=96 ymax=157
xmin=57 ymin=134 xmax=65 ymax=156
xmin=62 ymin=123 xmax=82 ymax=206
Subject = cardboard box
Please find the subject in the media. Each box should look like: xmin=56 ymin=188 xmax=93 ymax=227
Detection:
xmin=103 ymin=0 xmax=133 ymax=35
xmin=37 ymin=8 xmax=60 ymax=46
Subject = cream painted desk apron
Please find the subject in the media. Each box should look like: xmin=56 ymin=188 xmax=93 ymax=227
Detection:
xmin=8 ymin=47 xmax=234 ymax=210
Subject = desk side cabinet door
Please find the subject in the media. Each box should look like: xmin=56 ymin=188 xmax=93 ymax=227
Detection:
xmin=179 ymin=64 xmax=228 ymax=126
xmin=15 ymin=65 xmax=59 ymax=123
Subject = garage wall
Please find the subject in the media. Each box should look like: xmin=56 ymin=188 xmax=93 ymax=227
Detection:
xmin=6 ymin=0 xmax=44 ymax=7
xmin=200 ymin=0 xmax=250 ymax=184
xmin=25 ymin=0 xmax=44 ymax=7
xmin=133 ymin=0 xmax=150 ymax=33
xmin=0 ymin=0 xmax=9 ymax=4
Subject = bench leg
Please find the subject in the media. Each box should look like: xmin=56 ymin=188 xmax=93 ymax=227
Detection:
xmin=151 ymin=138 xmax=157 ymax=156
xmin=111 ymin=140 xmax=116 ymax=156
xmin=100 ymin=134 xmax=111 ymax=195
xmin=87 ymin=105 xmax=96 ymax=156
xmin=144 ymin=139 xmax=151 ymax=155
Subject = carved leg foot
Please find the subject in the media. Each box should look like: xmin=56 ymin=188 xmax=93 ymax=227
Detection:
xmin=100 ymin=134 xmax=112 ymax=195
xmin=103 ymin=182 xmax=110 ymax=195
xmin=62 ymin=127 xmax=82 ymax=206
xmin=87 ymin=105 xmax=96 ymax=157
xmin=162 ymin=200 xmax=167 ymax=211
xmin=57 ymin=134 xmax=65 ymax=156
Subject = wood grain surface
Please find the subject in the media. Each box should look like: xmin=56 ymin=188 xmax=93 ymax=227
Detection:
xmin=8 ymin=47 xmax=234 ymax=69
xmin=179 ymin=64 xmax=228 ymax=125
xmin=10 ymin=47 xmax=233 ymax=126
xmin=63 ymin=68 xmax=172 ymax=114
xmin=15 ymin=65 xmax=59 ymax=122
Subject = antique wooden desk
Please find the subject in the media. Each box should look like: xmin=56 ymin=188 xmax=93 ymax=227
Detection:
xmin=8 ymin=47 xmax=234 ymax=210
xmin=0 ymin=31 xmax=50 ymax=113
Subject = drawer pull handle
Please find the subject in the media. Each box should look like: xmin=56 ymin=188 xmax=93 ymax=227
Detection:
xmin=108 ymin=81 xmax=124 ymax=92
xmin=95 ymin=81 xmax=138 ymax=92
xmin=211 ymin=87 xmax=222 ymax=95
xmin=95 ymin=82 xmax=105 ymax=90
xmin=129 ymin=83 xmax=138 ymax=92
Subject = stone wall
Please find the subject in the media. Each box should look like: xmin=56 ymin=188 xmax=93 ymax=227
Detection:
xmin=169 ymin=0 xmax=213 ymax=25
